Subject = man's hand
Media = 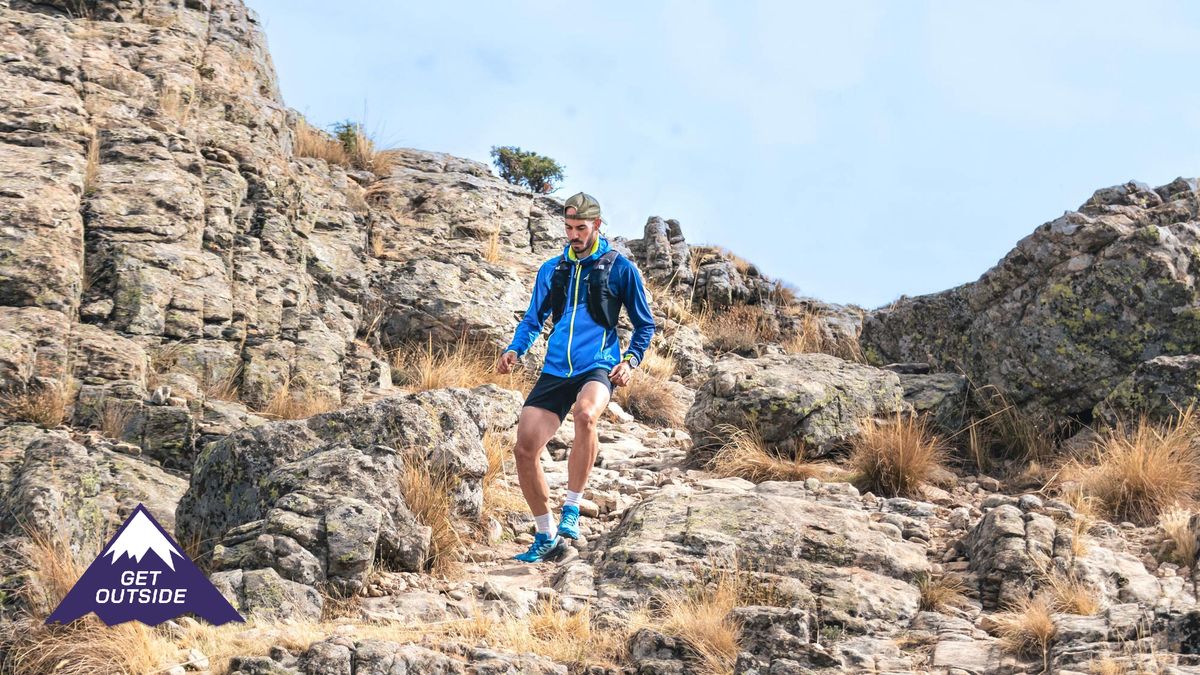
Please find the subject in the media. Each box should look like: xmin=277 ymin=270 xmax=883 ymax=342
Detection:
xmin=609 ymin=361 xmax=633 ymax=387
xmin=496 ymin=350 xmax=518 ymax=375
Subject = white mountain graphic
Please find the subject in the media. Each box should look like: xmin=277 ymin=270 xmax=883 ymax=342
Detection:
xmin=104 ymin=510 xmax=182 ymax=570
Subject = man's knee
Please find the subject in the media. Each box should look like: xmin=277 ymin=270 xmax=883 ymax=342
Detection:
xmin=513 ymin=438 xmax=542 ymax=463
xmin=573 ymin=406 xmax=598 ymax=429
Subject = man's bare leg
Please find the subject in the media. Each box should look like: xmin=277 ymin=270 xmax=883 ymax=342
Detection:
xmin=513 ymin=405 xmax=563 ymax=517
xmin=567 ymin=381 xmax=612 ymax=494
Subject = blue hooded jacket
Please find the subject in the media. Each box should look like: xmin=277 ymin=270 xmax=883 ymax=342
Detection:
xmin=505 ymin=235 xmax=656 ymax=378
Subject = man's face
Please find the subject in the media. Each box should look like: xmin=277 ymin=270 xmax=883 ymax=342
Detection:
xmin=564 ymin=208 xmax=600 ymax=255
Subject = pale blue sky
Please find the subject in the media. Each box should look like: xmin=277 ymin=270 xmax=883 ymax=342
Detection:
xmin=250 ymin=1 xmax=1200 ymax=309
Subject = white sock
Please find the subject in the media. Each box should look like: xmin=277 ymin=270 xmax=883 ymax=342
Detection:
xmin=534 ymin=511 xmax=556 ymax=535
xmin=564 ymin=490 xmax=583 ymax=508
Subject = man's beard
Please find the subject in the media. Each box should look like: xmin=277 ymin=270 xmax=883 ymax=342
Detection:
xmin=570 ymin=233 xmax=596 ymax=252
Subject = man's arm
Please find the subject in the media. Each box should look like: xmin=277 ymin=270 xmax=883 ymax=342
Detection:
xmin=617 ymin=258 xmax=656 ymax=367
xmin=504 ymin=261 xmax=554 ymax=357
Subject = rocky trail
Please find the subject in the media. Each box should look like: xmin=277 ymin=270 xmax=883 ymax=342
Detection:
xmin=2 ymin=0 xmax=1200 ymax=673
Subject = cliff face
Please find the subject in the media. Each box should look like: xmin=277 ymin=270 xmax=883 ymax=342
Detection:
xmin=0 ymin=0 xmax=578 ymax=423
xmin=5 ymin=3 xmax=1200 ymax=674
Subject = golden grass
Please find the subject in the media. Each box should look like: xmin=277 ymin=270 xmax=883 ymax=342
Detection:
xmin=917 ymin=573 xmax=968 ymax=612
xmin=612 ymin=371 xmax=686 ymax=428
xmin=294 ymin=118 xmax=350 ymax=166
xmin=1028 ymin=553 xmax=1101 ymax=617
xmin=645 ymin=277 xmax=698 ymax=326
xmin=697 ymin=304 xmax=777 ymax=354
xmin=781 ymin=309 xmax=864 ymax=362
xmin=258 ymin=376 xmax=339 ymax=420
xmin=993 ymin=595 xmax=1056 ymax=659
xmin=340 ymin=124 xmax=384 ymax=173
xmin=201 ymin=366 xmax=243 ymax=403
xmin=1078 ymin=404 xmax=1200 ymax=524
xmin=390 ymin=334 xmax=535 ymax=394
xmin=83 ymin=132 xmax=100 ymax=196
xmin=640 ymin=349 xmax=676 ymax=381
xmin=1158 ymin=507 xmax=1198 ymax=566
xmin=398 ymin=453 xmax=463 ymax=575
xmin=480 ymin=430 xmax=526 ymax=524
xmin=1 ymin=527 xmax=181 ymax=675
xmin=445 ymin=600 xmax=637 ymax=670
xmin=97 ymin=398 xmax=134 ymax=440
xmin=964 ymin=385 xmax=1060 ymax=467
xmin=483 ymin=230 xmax=502 ymax=263
xmin=1089 ymin=658 xmax=1125 ymax=675
xmin=708 ymin=423 xmax=831 ymax=483
xmin=849 ymin=414 xmax=948 ymax=498
xmin=1061 ymin=489 xmax=1099 ymax=558
xmin=0 ymin=378 xmax=76 ymax=428
xmin=659 ymin=570 xmax=742 ymax=675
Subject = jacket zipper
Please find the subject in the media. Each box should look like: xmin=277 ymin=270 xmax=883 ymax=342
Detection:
xmin=565 ymin=260 xmax=582 ymax=376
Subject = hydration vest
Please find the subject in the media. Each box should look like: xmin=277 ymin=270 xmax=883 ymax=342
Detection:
xmin=540 ymin=250 xmax=623 ymax=330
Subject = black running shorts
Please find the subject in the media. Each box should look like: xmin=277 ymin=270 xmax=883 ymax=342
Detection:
xmin=523 ymin=368 xmax=614 ymax=422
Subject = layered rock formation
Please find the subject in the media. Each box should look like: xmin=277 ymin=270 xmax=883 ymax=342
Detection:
xmin=2 ymin=0 xmax=1200 ymax=673
xmin=862 ymin=179 xmax=1200 ymax=424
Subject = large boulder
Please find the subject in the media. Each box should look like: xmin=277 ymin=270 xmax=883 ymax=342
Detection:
xmin=961 ymin=498 xmax=1162 ymax=612
xmin=176 ymin=385 xmax=521 ymax=610
xmin=0 ymin=426 xmax=187 ymax=552
xmin=862 ymin=178 xmax=1200 ymax=421
xmin=597 ymin=478 xmax=929 ymax=672
xmin=685 ymin=352 xmax=908 ymax=459
xmin=1092 ymin=354 xmax=1200 ymax=428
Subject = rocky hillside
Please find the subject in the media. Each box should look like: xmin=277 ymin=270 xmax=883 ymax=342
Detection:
xmin=2 ymin=1 xmax=1200 ymax=674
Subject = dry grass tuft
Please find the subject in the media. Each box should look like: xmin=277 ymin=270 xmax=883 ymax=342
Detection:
xmin=201 ymin=366 xmax=242 ymax=403
xmin=445 ymin=601 xmax=634 ymax=670
xmin=993 ymin=594 xmax=1056 ymax=659
xmin=96 ymin=398 xmax=134 ymax=440
xmin=1158 ymin=507 xmax=1199 ymax=566
xmin=708 ymin=423 xmax=830 ymax=483
xmin=294 ymin=117 xmax=350 ymax=166
xmin=965 ymin=385 xmax=1061 ymax=468
xmin=1061 ymin=489 xmax=1099 ymax=558
xmin=83 ymin=132 xmax=100 ymax=196
xmin=1043 ymin=571 xmax=1101 ymax=616
xmin=849 ymin=414 xmax=948 ymax=498
xmin=0 ymin=379 xmax=76 ymax=428
xmin=640 ymin=349 xmax=676 ymax=381
xmin=483 ymin=229 xmax=502 ymax=263
xmin=697 ymin=304 xmax=778 ymax=354
xmin=612 ymin=371 xmax=686 ymax=428
xmin=1078 ymin=404 xmax=1200 ymax=524
xmin=781 ymin=309 xmax=864 ymax=362
xmin=1089 ymin=658 xmax=1125 ymax=675
xmin=259 ymin=376 xmax=339 ymax=420
xmin=659 ymin=570 xmax=742 ymax=675
xmin=398 ymin=453 xmax=463 ymax=575
xmin=390 ymin=334 xmax=534 ymax=394
xmin=480 ymin=430 xmax=526 ymax=524
xmin=917 ymin=573 xmax=968 ymax=612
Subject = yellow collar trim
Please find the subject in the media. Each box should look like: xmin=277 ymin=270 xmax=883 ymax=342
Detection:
xmin=568 ymin=237 xmax=600 ymax=261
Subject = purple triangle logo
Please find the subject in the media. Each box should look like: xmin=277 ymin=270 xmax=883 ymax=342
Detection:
xmin=45 ymin=503 xmax=244 ymax=627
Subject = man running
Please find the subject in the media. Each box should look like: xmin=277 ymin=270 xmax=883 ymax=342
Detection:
xmin=496 ymin=192 xmax=656 ymax=563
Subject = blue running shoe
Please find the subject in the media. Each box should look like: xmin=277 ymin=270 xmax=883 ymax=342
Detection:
xmin=513 ymin=532 xmax=565 ymax=563
xmin=557 ymin=504 xmax=581 ymax=540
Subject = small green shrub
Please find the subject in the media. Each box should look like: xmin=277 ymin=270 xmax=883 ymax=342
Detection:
xmin=490 ymin=146 xmax=564 ymax=193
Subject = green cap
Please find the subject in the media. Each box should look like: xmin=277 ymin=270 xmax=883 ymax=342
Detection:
xmin=564 ymin=192 xmax=602 ymax=220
